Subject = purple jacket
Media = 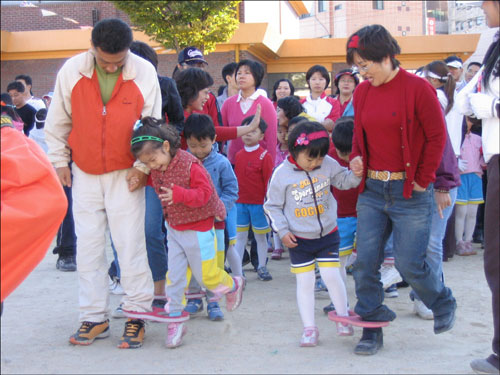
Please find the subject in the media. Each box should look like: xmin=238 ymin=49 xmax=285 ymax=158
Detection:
xmin=435 ymin=129 xmax=461 ymax=191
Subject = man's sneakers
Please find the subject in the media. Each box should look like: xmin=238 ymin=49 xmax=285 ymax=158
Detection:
xmin=413 ymin=299 xmax=434 ymax=320
xmin=257 ymin=266 xmax=272 ymax=281
xmin=117 ymin=319 xmax=145 ymax=349
xmin=354 ymin=327 xmax=383 ymax=355
xmin=384 ymin=284 xmax=399 ymax=298
xmin=470 ymin=358 xmax=500 ymax=374
xmin=323 ymin=302 xmax=336 ymax=314
xmin=166 ymin=322 xmax=187 ymax=349
xmin=207 ymin=302 xmax=224 ymax=321
xmin=226 ymin=276 xmax=244 ymax=311
xmin=434 ymin=301 xmax=456 ymax=334
xmin=69 ymin=320 xmax=110 ymax=345
xmin=300 ymin=326 xmax=319 ymax=347
xmin=56 ymin=254 xmax=76 ymax=272
xmin=184 ymin=299 xmax=204 ymax=315
xmin=380 ymin=264 xmax=402 ymax=290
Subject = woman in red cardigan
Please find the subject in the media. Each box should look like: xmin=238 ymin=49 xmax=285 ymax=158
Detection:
xmin=346 ymin=25 xmax=457 ymax=356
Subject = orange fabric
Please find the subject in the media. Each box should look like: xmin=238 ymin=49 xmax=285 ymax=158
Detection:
xmin=67 ymin=70 xmax=144 ymax=174
xmin=1 ymin=126 xmax=67 ymax=301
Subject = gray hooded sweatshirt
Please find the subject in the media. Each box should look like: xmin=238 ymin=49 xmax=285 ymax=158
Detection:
xmin=264 ymin=156 xmax=361 ymax=240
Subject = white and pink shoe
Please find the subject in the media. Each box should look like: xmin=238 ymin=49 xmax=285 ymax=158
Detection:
xmin=300 ymin=326 xmax=319 ymax=347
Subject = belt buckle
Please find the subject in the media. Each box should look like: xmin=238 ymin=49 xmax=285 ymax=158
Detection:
xmin=380 ymin=170 xmax=391 ymax=182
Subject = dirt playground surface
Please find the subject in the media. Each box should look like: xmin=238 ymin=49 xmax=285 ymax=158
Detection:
xmin=1 ymin=239 xmax=493 ymax=374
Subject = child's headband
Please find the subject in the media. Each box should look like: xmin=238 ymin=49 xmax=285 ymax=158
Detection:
xmin=426 ymin=71 xmax=449 ymax=81
xmin=130 ymin=119 xmax=164 ymax=145
xmin=295 ymin=131 xmax=329 ymax=146
xmin=348 ymin=35 xmax=361 ymax=49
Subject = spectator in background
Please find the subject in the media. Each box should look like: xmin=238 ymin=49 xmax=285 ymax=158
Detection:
xmin=217 ymin=62 xmax=239 ymax=109
xmin=465 ymin=61 xmax=482 ymax=83
xmin=221 ymin=59 xmax=277 ymax=165
xmin=174 ymin=46 xmax=222 ymax=128
xmin=16 ymin=74 xmax=48 ymax=153
xmin=332 ymin=68 xmax=359 ymax=117
xmin=271 ymin=78 xmax=295 ymax=110
xmin=445 ymin=55 xmax=466 ymax=92
xmin=1 ymin=93 xmax=24 ymax=132
xmin=300 ymin=65 xmax=341 ymax=132
xmin=7 ymin=81 xmax=36 ymax=136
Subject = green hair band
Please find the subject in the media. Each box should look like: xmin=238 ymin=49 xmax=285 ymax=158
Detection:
xmin=131 ymin=135 xmax=165 ymax=145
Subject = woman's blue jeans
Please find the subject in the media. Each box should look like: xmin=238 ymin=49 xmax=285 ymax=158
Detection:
xmin=411 ymin=187 xmax=458 ymax=301
xmin=353 ymin=179 xmax=456 ymax=321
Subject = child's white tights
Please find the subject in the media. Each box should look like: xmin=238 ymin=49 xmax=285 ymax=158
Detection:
xmin=455 ymin=204 xmax=479 ymax=242
xmin=225 ymin=244 xmax=243 ymax=277
xmin=235 ymin=231 xmax=269 ymax=269
xmin=296 ymin=267 xmax=348 ymax=328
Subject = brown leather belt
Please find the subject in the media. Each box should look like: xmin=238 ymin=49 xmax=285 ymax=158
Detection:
xmin=367 ymin=169 xmax=406 ymax=181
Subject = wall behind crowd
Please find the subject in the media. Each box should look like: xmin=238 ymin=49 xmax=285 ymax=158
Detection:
xmin=1 ymin=1 xmax=268 ymax=98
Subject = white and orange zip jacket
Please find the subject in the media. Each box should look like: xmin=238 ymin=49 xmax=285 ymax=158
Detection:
xmin=45 ymin=49 xmax=161 ymax=175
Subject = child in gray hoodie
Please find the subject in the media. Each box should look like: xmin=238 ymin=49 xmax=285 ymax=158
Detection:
xmin=264 ymin=121 xmax=361 ymax=347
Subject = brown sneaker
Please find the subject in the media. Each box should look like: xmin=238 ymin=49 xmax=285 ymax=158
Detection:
xmin=69 ymin=320 xmax=110 ymax=345
xmin=117 ymin=319 xmax=145 ymax=349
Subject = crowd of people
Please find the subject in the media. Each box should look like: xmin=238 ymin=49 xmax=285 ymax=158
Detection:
xmin=1 ymin=1 xmax=498 ymax=373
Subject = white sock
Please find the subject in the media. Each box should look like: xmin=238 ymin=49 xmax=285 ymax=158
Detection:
xmin=235 ymin=231 xmax=249 ymax=264
xmin=296 ymin=270 xmax=316 ymax=328
xmin=319 ymin=267 xmax=348 ymax=317
xmin=455 ymin=204 xmax=468 ymax=242
xmin=464 ymin=204 xmax=479 ymax=242
xmin=226 ymin=244 xmax=243 ymax=277
xmin=254 ymin=232 xmax=269 ymax=269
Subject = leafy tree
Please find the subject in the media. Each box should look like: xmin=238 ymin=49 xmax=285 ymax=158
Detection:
xmin=113 ymin=1 xmax=241 ymax=53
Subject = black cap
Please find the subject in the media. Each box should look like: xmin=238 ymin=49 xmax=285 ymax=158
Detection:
xmin=178 ymin=46 xmax=208 ymax=65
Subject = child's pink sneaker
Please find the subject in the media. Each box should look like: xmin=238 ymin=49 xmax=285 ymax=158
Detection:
xmin=271 ymin=248 xmax=284 ymax=260
xmin=166 ymin=322 xmax=187 ymax=349
xmin=336 ymin=321 xmax=354 ymax=336
xmin=300 ymin=326 xmax=319 ymax=347
xmin=226 ymin=276 xmax=244 ymax=311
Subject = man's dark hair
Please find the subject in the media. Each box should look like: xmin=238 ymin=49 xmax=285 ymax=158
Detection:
xmin=467 ymin=61 xmax=482 ymax=70
xmin=306 ymin=65 xmax=331 ymax=90
xmin=15 ymin=74 xmax=33 ymax=95
xmin=221 ymin=62 xmax=238 ymax=84
xmin=346 ymin=24 xmax=401 ymax=70
xmin=184 ymin=113 xmax=216 ymax=141
xmin=130 ymin=40 xmax=158 ymax=70
xmin=174 ymin=68 xmax=214 ymax=109
xmin=15 ymin=74 xmax=32 ymax=86
xmin=331 ymin=116 xmax=354 ymax=155
xmin=91 ymin=18 xmax=132 ymax=53
xmin=277 ymin=96 xmax=303 ymax=120
xmin=242 ymin=115 xmax=267 ymax=134
xmin=235 ymin=59 xmax=265 ymax=88
xmin=7 ymin=81 xmax=25 ymax=93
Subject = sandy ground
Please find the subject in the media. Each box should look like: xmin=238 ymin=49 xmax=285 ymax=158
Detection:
xmin=0 ymin=238 xmax=493 ymax=374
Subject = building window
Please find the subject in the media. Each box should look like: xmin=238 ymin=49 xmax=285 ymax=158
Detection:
xmin=318 ymin=0 xmax=326 ymax=13
xmin=398 ymin=26 xmax=402 ymax=31
xmin=334 ymin=4 xmax=342 ymax=11
xmin=373 ymin=1 xmax=384 ymax=10
xmin=398 ymin=6 xmax=401 ymax=11
xmin=406 ymin=26 xmax=410 ymax=31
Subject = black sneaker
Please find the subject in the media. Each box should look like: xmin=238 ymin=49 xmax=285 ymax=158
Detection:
xmin=354 ymin=327 xmax=383 ymax=355
xmin=257 ymin=266 xmax=272 ymax=281
xmin=323 ymin=302 xmax=336 ymax=314
xmin=117 ymin=319 xmax=145 ymax=349
xmin=56 ymin=255 xmax=76 ymax=272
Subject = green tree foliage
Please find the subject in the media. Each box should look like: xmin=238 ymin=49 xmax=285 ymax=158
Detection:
xmin=113 ymin=1 xmax=241 ymax=53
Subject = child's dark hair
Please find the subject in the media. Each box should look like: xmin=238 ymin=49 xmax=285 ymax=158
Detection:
xmin=130 ymin=40 xmax=158 ymax=70
xmin=288 ymin=116 xmax=308 ymax=129
xmin=15 ymin=74 xmax=33 ymax=95
xmin=183 ymin=113 xmax=216 ymax=141
xmin=346 ymin=25 xmax=401 ymax=70
xmin=242 ymin=115 xmax=267 ymax=134
xmin=1 ymin=92 xmax=22 ymax=122
xmin=174 ymin=68 xmax=214 ymax=109
xmin=288 ymin=121 xmax=330 ymax=160
xmin=331 ymin=116 xmax=354 ymax=155
xmin=271 ymin=78 xmax=295 ymax=102
xmin=306 ymin=65 xmax=330 ymax=90
xmin=425 ymin=60 xmax=455 ymax=115
xmin=130 ymin=116 xmax=180 ymax=157
xmin=277 ymin=96 xmax=304 ymax=120
xmin=235 ymin=59 xmax=264 ymax=88
xmin=91 ymin=18 xmax=132 ymax=54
